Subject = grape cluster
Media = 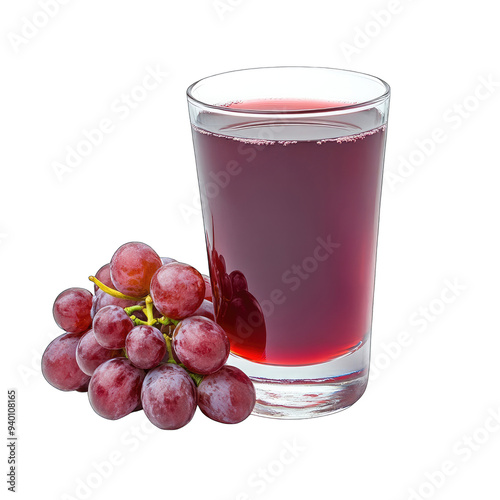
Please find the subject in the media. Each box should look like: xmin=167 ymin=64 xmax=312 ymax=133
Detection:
xmin=42 ymin=242 xmax=256 ymax=428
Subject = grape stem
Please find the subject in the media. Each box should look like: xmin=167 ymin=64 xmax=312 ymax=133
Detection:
xmin=130 ymin=315 xmax=149 ymax=326
xmin=187 ymin=371 xmax=204 ymax=387
xmin=122 ymin=298 xmax=180 ymax=329
xmin=124 ymin=305 xmax=144 ymax=315
xmin=89 ymin=276 xmax=147 ymax=301
xmin=164 ymin=336 xmax=176 ymax=363
xmin=144 ymin=296 xmax=155 ymax=326
xmin=90 ymin=276 xmax=182 ymax=330
xmin=157 ymin=317 xmax=179 ymax=327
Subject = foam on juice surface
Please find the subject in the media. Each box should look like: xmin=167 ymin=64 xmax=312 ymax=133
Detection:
xmin=192 ymin=98 xmax=386 ymax=144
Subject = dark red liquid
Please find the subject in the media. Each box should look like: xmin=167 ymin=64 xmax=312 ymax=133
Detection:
xmin=192 ymin=99 xmax=386 ymax=366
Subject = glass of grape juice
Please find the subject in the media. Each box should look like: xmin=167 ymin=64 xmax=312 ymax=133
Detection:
xmin=187 ymin=67 xmax=390 ymax=419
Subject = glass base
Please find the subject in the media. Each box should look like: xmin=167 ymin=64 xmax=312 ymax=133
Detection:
xmin=229 ymin=340 xmax=370 ymax=419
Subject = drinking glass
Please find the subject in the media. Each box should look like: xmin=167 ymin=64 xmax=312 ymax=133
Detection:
xmin=187 ymin=67 xmax=390 ymax=419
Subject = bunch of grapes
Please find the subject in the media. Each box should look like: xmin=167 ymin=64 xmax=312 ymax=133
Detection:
xmin=43 ymin=242 xmax=256 ymax=429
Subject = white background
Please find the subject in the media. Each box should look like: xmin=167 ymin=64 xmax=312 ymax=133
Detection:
xmin=1 ymin=1 xmax=499 ymax=499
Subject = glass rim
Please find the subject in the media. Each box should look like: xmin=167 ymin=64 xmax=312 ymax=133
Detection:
xmin=186 ymin=66 xmax=391 ymax=115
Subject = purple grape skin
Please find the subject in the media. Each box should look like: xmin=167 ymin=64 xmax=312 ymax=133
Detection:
xmin=53 ymin=288 xmax=93 ymax=334
xmin=110 ymin=242 xmax=162 ymax=297
xmin=150 ymin=263 xmax=205 ymax=320
xmin=88 ymin=358 xmax=145 ymax=420
xmin=76 ymin=329 xmax=122 ymax=376
xmin=42 ymin=332 xmax=91 ymax=391
xmin=141 ymin=364 xmax=197 ymax=430
xmin=197 ymin=365 xmax=256 ymax=424
xmin=94 ymin=263 xmax=114 ymax=293
xmin=172 ymin=316 xmax=230 ymax=375
xmin=90 ymin=290 xmax=141 ymax=319
xmin=125 ymin=325 xmax=167 ymax=370
xmin=191 ymin=299 xmax=215 ymax=321
xmin=93 ymin=305 xmax=134 ymax=349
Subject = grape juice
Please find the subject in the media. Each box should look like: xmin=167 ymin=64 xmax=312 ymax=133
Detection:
xmin=192 ymin=99 xmax=387 ymax=366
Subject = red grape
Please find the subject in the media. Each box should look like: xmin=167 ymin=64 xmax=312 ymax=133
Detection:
xmin=172 ymin=316 xmax=230 ymax=375
xmin=150 ymin=263 xmax=205 ymax=320
xmin=94 ymin=263 xmax=114 ymax=293
xmin=202 ymin=274 xmax=212 ymax=302
xmin=191 ymin=299 xmax=215 ymax=321
xmin=76 ymin=329 xmax=121 ymax=376
xmin=110 ymin=242 xmax=162 ymax=297
xmin=53 ymin=288 xmax=93 ymax=334
xmin=141 ymin=363 xmax=197 ymax=430
xmin=88 ymin=358 xmax=145 ymax=420
xmin=93 ymin=305 xmax=134 ymax=349
xmin=125 ymin=325 xmax=166 ymax=370
xmin=42 ymin=332 xmax=91 ymax=391
xmin=197 ymin=365 xmax=256 ymax=424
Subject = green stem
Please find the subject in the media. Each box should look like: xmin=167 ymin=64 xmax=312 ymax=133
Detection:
xmin=130 ymin=315 xmax=149 ymax=326
xmin=187 ymin=371 xmax=204 ymax=387
xmin=124 ymin=305 xmax=144 ymax=316
xmin=164 ymin=335 xmax=175 ymax=363
xmin=144 ymin=296 xmax=155 ymax=325
xmin=157 ymin=316 xmax=180 ymax=327
xmin=89 ymin=276 xmax=147 ymax=301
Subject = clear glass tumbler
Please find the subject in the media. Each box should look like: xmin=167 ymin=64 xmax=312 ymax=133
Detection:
xmin=187 ymin=67 xmax=390 ymax=419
